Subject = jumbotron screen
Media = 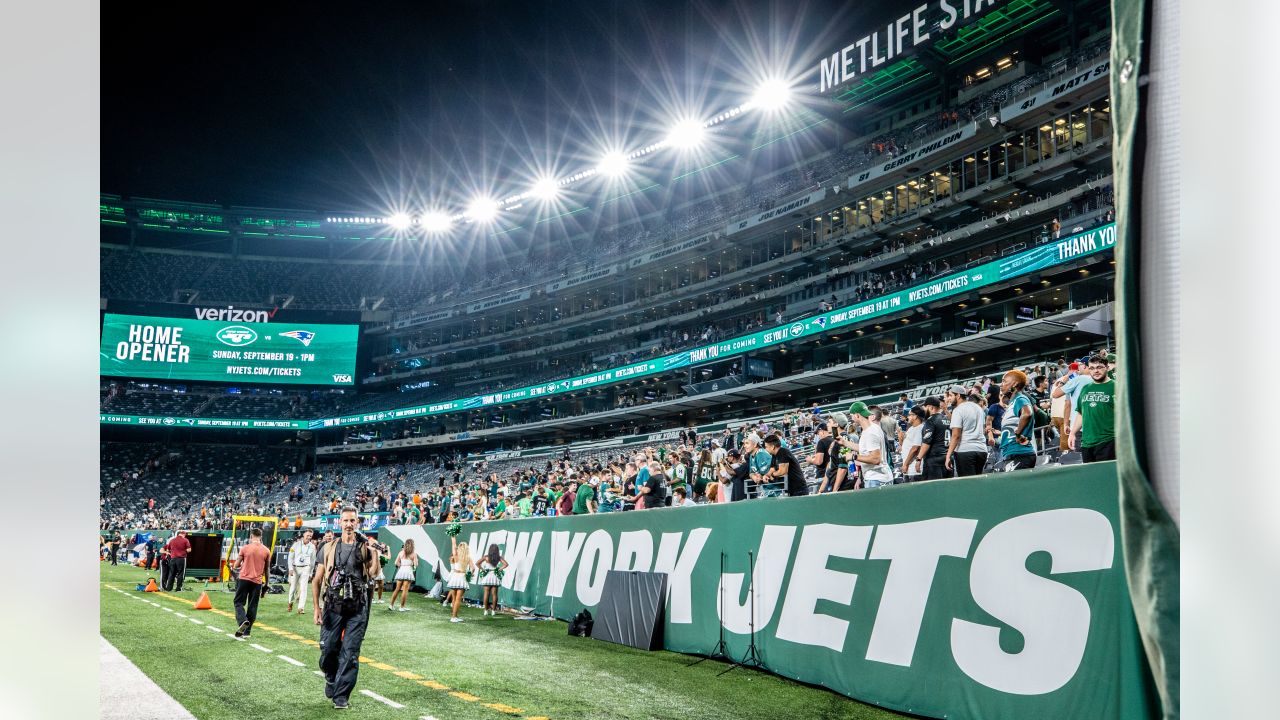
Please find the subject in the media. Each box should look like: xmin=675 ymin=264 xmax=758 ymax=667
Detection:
xmin=99 ymin=313 xmax=359 ymax=386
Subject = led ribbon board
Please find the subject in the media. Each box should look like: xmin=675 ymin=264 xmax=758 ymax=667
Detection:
xmin=315 ymin=223 xmax=1115 ymax=428
xmin=100 ymin=314 xmax=359 ymax=386
xmin=100 ymin=223 xmax=1113 ymax=428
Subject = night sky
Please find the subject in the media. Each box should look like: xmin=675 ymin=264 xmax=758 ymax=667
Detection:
xmin=102 ymin=0 xmax=911 ymax=212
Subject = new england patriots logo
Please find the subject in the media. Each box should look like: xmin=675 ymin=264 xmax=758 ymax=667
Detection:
xmin=280 ymin=330 xmax=315 ymax=347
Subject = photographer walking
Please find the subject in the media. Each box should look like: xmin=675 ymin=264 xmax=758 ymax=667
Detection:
xmin=311 ymin=507 xmax=381 ymax=710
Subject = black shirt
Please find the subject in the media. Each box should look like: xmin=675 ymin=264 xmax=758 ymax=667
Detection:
xmin=643 ymin=472 xmax=668 ymax=506
xmin=772 ymin=447 xmax=809 ymax=497
xmin=531 ymin=494 xmax=551 ymax=515
xmin=329 ymin=540 xmax=367 ymax=586
xmin=812 ymin=436 xmax=833 ymax=476
xmin=920 ymin=414 xmax=950 ymax=461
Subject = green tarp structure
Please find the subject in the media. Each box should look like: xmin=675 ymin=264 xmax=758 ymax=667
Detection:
xmin=385 ymin=464 xmax=1157 ymax=720
xmin=1111 ymin=0 xmax=1181 ymax=716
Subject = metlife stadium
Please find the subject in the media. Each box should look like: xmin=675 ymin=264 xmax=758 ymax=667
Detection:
xmin=95 ymin=1 xmax=1179 ymax=719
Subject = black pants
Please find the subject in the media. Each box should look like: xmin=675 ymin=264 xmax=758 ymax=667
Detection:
xmin=1081 ymin=440 xmax=1116 ymax=463
xmin=319 ymin=603 xmax=370 ymax=703
xmin=160 ymin=558 xmax=173 ymax=590
xmin=233 ymin=578 xmax=263 ymax=632
xmin=170 ymin=557 xmax=187 ymax=590
xmin=1002 ymin=454 xmax=1037 ymax=472
xmin=110 ymin=546 xmax=118 ymax=565
xmin=921 ymin=457 xmax=949 ymax=481
xmin=953 ymin=451 xmax=988 ymax=478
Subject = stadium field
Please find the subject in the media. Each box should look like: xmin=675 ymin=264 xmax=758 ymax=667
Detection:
xmin=100 ymin=563 xmax=911 ymax=720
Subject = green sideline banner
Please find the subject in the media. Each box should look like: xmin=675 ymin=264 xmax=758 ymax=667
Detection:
xmin=99 ymin=313 xmax=359 ymax=386
xmin=384 ymin=463 xmax=1156 ymax=720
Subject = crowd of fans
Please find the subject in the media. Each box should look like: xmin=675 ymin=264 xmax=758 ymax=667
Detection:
xmin=101 ymin=381 xmax=349 ymax=419
xmin=101 ymin=345 xmax=1119 ymax=533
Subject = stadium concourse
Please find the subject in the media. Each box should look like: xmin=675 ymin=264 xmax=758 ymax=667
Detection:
xmin=93 ymin=0 xmax=1177 ymax=717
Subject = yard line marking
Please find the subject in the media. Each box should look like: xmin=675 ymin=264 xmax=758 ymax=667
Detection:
xmin=205 ymin=625 xmax=224 ymax=633
xmin=250 ymin=644 xmax=273 ymax=653
xmin=188 ymin=618 xmax=204 ymax=625
xmin=121 ymin=578 xmax=559 ymax=720
xmin=314 ymin=671 xmax=327 ymax=678
xmin=359 ymin=690 xmax=404 ymax=709
xmin=162 ymin=608 xmax=173 ymax=612
xmin=417 ymin=680 xmax=449 ymax=691
xmin=420 ymin=716 xmax=440 ymax=720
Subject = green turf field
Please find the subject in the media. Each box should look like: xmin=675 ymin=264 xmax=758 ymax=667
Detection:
xmin=100 ymin=563 xmax=914 ymax=720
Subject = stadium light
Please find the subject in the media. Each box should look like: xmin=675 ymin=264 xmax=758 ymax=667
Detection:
xmin=466 ymin=196 xmax=500 ymax=222
xmin=749 ymin=79 xmax=792 ymax=112
xmin=665 ymin=119 xmax=705 ymax=149
xmin=421 ymin=212 xmax=452 ymax=233
xmin=532 ymin=177 xmax=560 ymax=201
xmin=597 ymin=151 xmax=629 ymax=177
xmin=389 ymin=213 xmax=411 ymax=230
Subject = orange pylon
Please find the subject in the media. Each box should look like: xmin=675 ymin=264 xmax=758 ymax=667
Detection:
xmin=193 ymin=592 xmax=213 ymax=610
xmin=144 ymin=578 xmax=158 ymax=592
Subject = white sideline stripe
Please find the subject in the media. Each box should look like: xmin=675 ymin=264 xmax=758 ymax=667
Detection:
xmin=188 ymin=618 xmax=204 ymax=625
xmin=420 ymin=716 xmax=440 ymax=720
xmin=228 ymin=633 xmax=245 ymax=640
xmin=314 ymin=670 xmax=326 ymax=677
xmin=162 ymin=607 xmax=173 ymax=612
xmin=205 ymin=625 xmax=223 ymax=633
xmin=100 ymin=636 xmax=197 ymax=720
xmin=360 ymin=689 xmax=404 ymax=709
xmin=250 ymin=644 xmax=273 ymax=653
xmin=278 ymin=655 xmax=305 ymax=667
xmin=174 ymin=613 xmax=188 ymax=618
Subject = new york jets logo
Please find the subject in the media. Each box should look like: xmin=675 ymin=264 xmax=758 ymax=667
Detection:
xmin=789 ymin=323 xmax=805 ymax=338
xmin=216 ymin=326 xmax=258 ymax=346
xmin=162 ymin=417 xmax=175 ymax=426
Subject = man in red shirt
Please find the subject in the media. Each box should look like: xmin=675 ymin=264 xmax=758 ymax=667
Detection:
xmin=164 ymin=530 xmax=192 ymax=591
xmin=232 ymin=527 xmax=272 ymax=638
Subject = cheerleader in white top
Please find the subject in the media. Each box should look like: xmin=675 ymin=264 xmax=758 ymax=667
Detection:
xmin=387 ymin=539 xmax=418 ymax=612
xmin=476 ymin=544 xmax=509 ymax=617
xmin=446 ymin=535 xmax=473 ymax=623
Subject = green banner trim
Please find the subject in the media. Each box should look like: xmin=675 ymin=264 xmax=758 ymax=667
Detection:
xmin=382 ymin=463 xmax=1155 ymax=720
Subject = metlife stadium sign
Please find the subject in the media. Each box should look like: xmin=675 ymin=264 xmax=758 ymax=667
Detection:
xmin=99 ymin=314 xmax=359 ymax=386
xmin=818 ymin=0 xmax=1009 ymax=94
